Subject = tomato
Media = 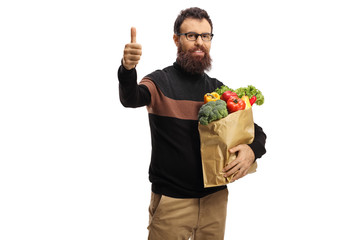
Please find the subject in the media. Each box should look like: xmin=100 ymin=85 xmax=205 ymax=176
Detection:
xmin=221 ymin=91 xmax=238 ymax=102
xmin=227 ymin=96 xmax=246 ymax=113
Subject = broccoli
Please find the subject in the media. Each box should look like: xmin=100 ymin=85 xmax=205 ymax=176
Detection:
xmin=198 ymin=100 xmax=228 ymax=125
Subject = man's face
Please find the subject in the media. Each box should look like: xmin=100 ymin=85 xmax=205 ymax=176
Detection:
xmin=174 ymin=18 xmax=212 ymax=74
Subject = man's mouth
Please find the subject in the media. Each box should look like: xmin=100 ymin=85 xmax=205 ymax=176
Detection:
xmin=192 ymin=49 xmax=205 ymax=56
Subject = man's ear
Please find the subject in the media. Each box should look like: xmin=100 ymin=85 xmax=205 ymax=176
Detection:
xmin=173 ymin=34 xmax=180 ymax=47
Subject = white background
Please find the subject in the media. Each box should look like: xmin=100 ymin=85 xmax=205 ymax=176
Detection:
xmin=1 ymin=0 xmax=359 ymax=239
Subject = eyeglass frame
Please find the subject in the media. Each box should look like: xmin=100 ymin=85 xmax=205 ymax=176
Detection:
xmin=176 ymin=32 xmax=214 ymax=41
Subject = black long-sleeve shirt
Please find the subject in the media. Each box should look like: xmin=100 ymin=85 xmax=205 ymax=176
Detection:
xmin=118 ymin=62 xmax=267 ymax=198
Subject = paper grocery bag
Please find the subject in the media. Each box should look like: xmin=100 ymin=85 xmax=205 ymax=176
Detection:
xmin=198 ymin=108 xmax=257 ymax=188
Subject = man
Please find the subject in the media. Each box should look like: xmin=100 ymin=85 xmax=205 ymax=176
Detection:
xmin=118 ymin=7 xmax=266 ymax=240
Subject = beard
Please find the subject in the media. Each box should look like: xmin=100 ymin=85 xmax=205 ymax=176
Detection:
xmin=176 ymin=44 xmax=212 ymax=75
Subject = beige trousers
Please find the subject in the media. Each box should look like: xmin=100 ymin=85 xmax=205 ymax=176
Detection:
xmin=148 ymin=188 xmax=228 ymax=240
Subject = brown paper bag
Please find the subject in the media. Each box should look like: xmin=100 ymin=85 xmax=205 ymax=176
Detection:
xmin=198 ymin=108 xmax=257 ymax=188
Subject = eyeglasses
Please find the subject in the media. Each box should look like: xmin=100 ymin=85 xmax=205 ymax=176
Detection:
xmin=177 ymin=32 xmax=214 ymax=41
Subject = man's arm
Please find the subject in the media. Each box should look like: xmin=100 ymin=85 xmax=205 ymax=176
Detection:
xmin=249 ymin=123 xmax=267 ymax=160
xmin=118 ymin=65 xmax=151 ymax=107
xmin=118 ymin=27 xmax=151 ymax=108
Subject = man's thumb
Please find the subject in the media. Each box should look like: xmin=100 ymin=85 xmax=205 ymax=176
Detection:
xmin=131 ymin=27 xmax=136 ymax=43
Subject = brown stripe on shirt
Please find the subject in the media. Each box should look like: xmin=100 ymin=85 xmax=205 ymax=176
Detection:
xmin=140 ymin=78 xmax=203 ymax=120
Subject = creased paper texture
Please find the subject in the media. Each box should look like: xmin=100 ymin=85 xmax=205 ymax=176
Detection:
xmin=198 ymin=108 xmax=257 ymax=188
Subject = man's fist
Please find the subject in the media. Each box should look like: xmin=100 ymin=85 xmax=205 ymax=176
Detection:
xmin=122 ymin=27 xmax=142 ymax=70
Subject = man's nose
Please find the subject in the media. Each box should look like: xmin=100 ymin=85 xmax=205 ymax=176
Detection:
xmin=194 ymin=35 xmax=203 ymax=45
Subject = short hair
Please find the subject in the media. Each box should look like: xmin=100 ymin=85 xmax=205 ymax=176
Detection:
xmin=173 ymin=7 xmax=213 ymax=34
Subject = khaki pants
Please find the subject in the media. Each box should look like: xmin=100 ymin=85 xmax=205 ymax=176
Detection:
xmin=148 ymin=188 xmax=228 ymax=240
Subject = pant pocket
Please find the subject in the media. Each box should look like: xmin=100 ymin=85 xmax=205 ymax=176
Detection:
xmin=148 ymin=192 xmax=162 ymax=228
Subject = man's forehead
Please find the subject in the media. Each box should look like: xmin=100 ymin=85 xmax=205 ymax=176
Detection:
xmin=180 ymin=18 xmax=212 ymax=33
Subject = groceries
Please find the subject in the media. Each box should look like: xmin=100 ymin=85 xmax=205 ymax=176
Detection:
xmin=199 ymin=85 xmax=264 ymax=125
xmin=198 ymin=84 xmax=264 ymax=187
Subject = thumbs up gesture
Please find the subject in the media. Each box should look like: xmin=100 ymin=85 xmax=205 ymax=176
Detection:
xmin=122 ymin=27 xmax=142 ymax=70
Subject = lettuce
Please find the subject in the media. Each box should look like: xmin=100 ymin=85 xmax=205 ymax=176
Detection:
xmin=235 ymin=85 xmax=264 ymax=106
xmin=214 ymin=85 xmax=235 ymax=97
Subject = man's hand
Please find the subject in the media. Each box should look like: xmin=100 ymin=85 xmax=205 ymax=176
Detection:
xmin=222 ymin=144 xmax=255 ymax=182
xmin=122 ymin=27 xmax=142 ymax=70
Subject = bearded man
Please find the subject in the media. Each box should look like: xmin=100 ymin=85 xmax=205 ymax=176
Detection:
xmin=118 ymin=7 xmax=266 ymax=240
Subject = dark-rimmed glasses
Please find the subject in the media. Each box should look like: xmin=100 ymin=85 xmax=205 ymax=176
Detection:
xmin=177 ymin=32 xmax=214 ymax=41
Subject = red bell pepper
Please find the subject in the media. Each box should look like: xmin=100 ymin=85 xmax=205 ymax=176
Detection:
xmin=249 ymin=95 xmax=257 ymax=106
